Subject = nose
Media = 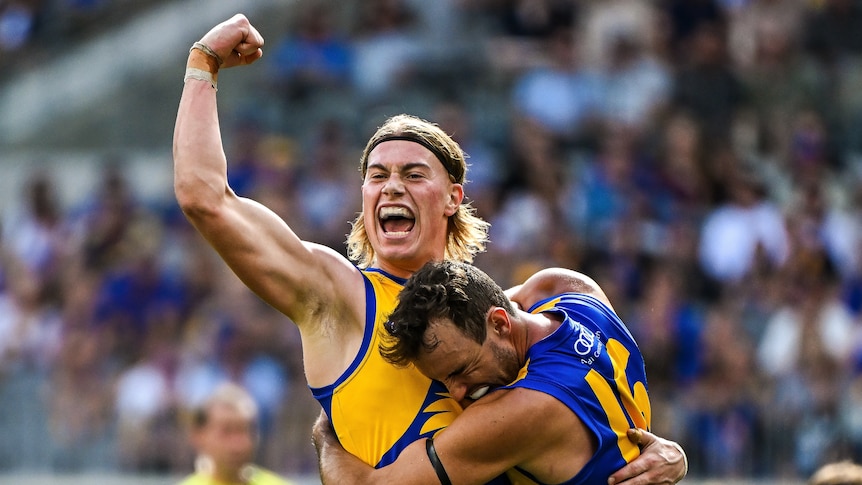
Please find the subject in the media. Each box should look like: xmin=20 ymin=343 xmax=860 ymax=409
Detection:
xmin=382 ymin=174 xmax=405 ymax=196
xmin=446 ymin=380 xmax=470 ymax=407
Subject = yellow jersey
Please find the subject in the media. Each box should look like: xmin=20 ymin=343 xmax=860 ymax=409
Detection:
xmin=310 ymin=268 xmax=462 ymax=467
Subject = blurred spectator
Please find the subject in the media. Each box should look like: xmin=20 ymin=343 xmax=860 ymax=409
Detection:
xmin=651 ymin=111 xmax=714 ymax=224
xmin=349 ymin=0 xmax=425 ymax=100
xmin=661 ymin=0 xmax=726 ymax=63
xmin=293 ymin=118 xmax=360 ymax=249
xmin=581 ymin=0 xmax=662 ymax=70
xmin=787 ymin=179 xmax=861 ymax=282
xmin=756 ymin=253 xmax=855 ymax=381
xmin=597 ymin=29 xmax=673 ymax=135
xmin=509 ymin=24 xmax=603 ymax=146
xmin=179 ymin=382 xmax=294 ymax=485
xmin=756 ymin=252 xmax=856 ymax=474
xmin=91 ymin=217 xmax=189 ymax=367
xmin=73 ymin=163 xmax=139 ymax=272
xmin=682 ymin=300 xmax=761 ymax=476
xmin=432 ymin=99 xmax=505 ymax=218
xmin=726 ymin=0 xmax=807 ymax=71
xmin=0 ymin=255 xmax=62 ymax=374
xmin=115 ymin=332 xmax=186 ymax=472
xmin=1 ymin=171 xmax=68 ymax=304
xmin=628 ymin=261 xmax=707 ymax=395
xmin=670 ymin=19 xmax=747 ymax=145
xmin=698 ymin=162 xmax=790 ymax=284
xmin=486 ymin=117 xmax=561 ymax=269
xmin=47 ymin=324 xmax=115 ymax=470
xmin=561 ymin=123 xmax=656 ymax=253
xmin=736 ymin=12 xmax=830 ymax=164
xmin=267 ymin=0 xmax=352 ymax=102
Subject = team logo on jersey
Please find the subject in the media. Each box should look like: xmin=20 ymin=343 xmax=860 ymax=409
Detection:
xmin=572 ymin=320 xmax=604 ymax=365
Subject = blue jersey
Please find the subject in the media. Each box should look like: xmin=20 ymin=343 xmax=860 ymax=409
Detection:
xmin=503 ymin=293 xmax=652 ymax=485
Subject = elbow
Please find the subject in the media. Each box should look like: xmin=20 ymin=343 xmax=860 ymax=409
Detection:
xmin=174 ymin=176 xmax=226 ymax=222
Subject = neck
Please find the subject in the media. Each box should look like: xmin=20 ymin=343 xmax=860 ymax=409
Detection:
xmin=521 ymin=310 xmax=562 ymax=351
xmin=374 ymin=259 xmax=417 ymax=280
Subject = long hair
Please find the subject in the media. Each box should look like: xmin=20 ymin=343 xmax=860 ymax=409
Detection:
xmin=345 ymin=114 xmax=490 ymax=267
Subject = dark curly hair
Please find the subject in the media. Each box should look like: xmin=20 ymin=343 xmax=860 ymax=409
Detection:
xmin=380 ymin=260 xmax=514 ymax=367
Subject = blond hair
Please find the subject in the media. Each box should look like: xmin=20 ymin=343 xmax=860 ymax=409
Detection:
xmin=346 ymin=114 xmax=489 ymax=267
xmin=193 ymin=382 xmax=258 ymax=428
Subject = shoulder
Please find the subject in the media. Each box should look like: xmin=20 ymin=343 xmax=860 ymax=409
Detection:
xmin=509 ymin=268 xmax=614 ymax=312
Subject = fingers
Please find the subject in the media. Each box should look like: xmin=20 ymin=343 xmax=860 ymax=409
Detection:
xmin=234 ymin=19 xmax=265 ymax=64
xmin=610 ymin=429 xmax=687 ymax=485
xmin=199 ymin=14 xmax=265 ymax=69
xmin=607 ymin=459 xmax=650 ymax=485
xmin=627 ymin=427 xmax=656 ymax=446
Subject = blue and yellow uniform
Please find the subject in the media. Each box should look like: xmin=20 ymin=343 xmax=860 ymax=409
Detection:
xmin=310 ymin=269 xmax=462 ymax=468
xmin=503 ymin=293 xmax=652 ymax=485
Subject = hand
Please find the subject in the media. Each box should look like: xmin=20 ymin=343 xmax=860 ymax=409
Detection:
xmin=607 ymin=428 xmax=688 ymax=485
xmin=198 ymin=13 xmax=264 ymax=69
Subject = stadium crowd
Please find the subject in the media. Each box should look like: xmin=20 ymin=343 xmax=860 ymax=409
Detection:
xmin=1 ymin=0 xmax=862 ymax=480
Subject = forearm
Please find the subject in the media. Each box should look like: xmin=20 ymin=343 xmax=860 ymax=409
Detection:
xmin=311 ymin=411 xmax=373 ymax=484
xmin=173 ymin=49 xmax=230 ymax=213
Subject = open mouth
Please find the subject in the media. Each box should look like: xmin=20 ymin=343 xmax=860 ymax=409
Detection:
xmin=379 ymin=206 xmax=415 ymax=236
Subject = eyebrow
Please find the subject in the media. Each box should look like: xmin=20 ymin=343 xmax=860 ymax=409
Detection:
xmin=366 ymin=161 xmax=434 ymax=173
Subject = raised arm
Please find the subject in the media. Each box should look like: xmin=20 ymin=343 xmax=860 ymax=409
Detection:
xmin=173 ymin=15 xmax=364 ymax=381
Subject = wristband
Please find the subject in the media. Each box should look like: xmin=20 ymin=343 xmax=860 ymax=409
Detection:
xmin=190 ymin=41 xmax=223 ymax=67
xmin=184 ymin=67 xmax=217 ymax=91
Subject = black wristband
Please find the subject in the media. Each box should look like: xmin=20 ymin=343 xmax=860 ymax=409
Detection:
xmin=426 ymin=438 xmax=453 ymax=485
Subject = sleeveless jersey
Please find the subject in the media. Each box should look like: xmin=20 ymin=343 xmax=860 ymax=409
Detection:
xmin=503 ymin=293 xmax=652 ymax=485
xmin=309 ymin=268 xmax=463 ymax=468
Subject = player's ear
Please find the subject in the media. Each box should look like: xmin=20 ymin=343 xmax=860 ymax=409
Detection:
xmin=487 ymin=307 xmax=510 ymax=336
xmin=444 ymin=183 xmax=463 ymax=217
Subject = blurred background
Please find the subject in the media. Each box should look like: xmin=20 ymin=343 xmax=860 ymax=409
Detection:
xmin=1 ymin=0 xmax=861 ymax=483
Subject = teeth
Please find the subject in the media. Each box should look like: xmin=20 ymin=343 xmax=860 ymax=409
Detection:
xmin=469 ymin=386 xmax=490 ymax=400
xmin=379 ymin=206 xmax=414 ymax=219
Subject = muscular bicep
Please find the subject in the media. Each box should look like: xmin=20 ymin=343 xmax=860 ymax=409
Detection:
xmin=183 ymin=191 xmax=362 ymax=327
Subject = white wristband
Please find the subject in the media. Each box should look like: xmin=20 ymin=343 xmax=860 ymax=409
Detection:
xmin=184 ymin=67 xmax=217 ymax=91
